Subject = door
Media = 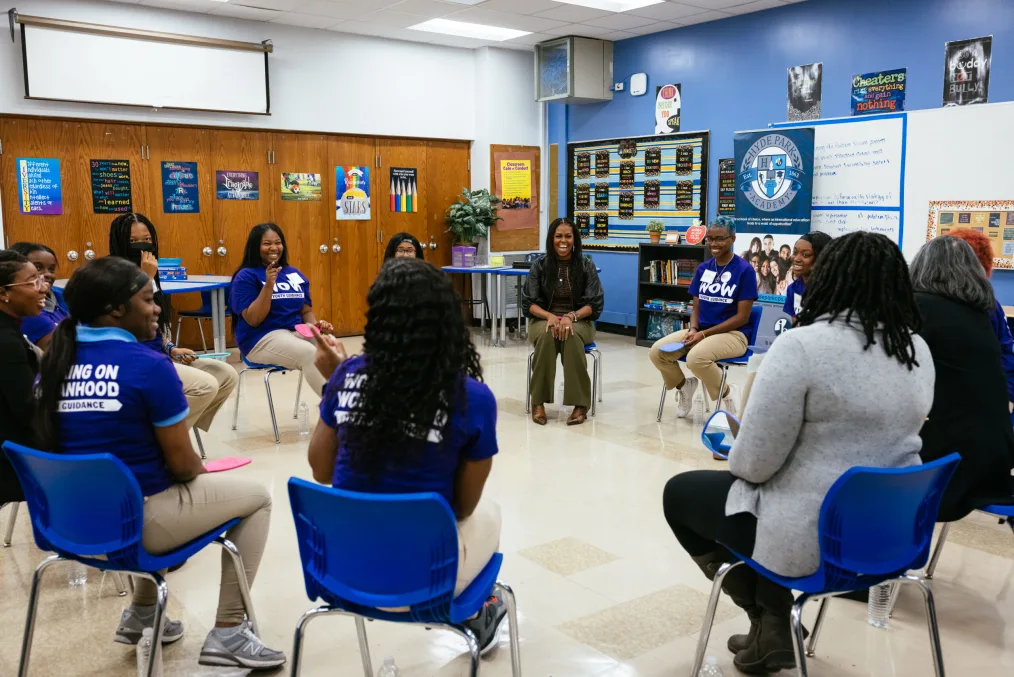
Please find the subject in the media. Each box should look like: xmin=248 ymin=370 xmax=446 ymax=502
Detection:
xmin=0 ymin=118 xmax=84 ymax=275
xmin=270 ymin=132 xmax=331 ymax=326
xmin=425 ymin=140 xmax=470 ymax=268
xmin=211 ymin=129 xmax=273 ymax=276
xmin=377 ymin=139 xmax=428 ymax=268
xmin=329 ymin=136 xmax=379 ymax=336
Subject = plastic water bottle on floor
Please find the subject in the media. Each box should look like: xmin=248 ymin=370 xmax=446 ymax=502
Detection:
xmin=868 ymin=582 xmax=892 ymax=628
xmin=67 ymin=561 xmax=87 ymax=586
xmin=298 ymin=401 xmax=310 ymax=438
xmin=691 ymin=389 xmax=706 ymax=427
xmin=557 ymin=381 xmax=566 ymax=421
xmin=698 ymin=656 xmax=724 ymax=676
xmin=136 ymin=627 xmax=163 ymax=677
xmin=377 ymin=656 xmax=399 ymax=677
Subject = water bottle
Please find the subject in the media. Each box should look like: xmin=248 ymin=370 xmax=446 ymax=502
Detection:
xmin=698 ymin=656 xmax=724 ymax=677
xmin=67 ymin=561 xmax=87 ymax=586
xmin=377 ymin=656 xmax=399 ymax=677
xmin=136 ymin=627 xmax=163 ymax=677
xmin=557 ymin=381 xmax=566 ymax=421
xmin=867 ymin=582 xmax=891 ymax=629
xmin=298 ymin=401 xmax=310 ymax=438
xmin=691 ymin=389 xmax=705 ymax=427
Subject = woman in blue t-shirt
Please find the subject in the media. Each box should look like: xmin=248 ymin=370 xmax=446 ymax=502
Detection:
xmin=230 ymin=223 xmax=334 ymax=395
xmin=34 ymin=257 xmax=285 ymax=670
xmin=306 ymin=258 xmax=508 ymax=654
xmin=649 ymin=216 xmax=758 ymax=418
xmin=9 ymin=242 xmax=65 ymax=351
xmin=782 ymin=231 xmax=832 ymax=324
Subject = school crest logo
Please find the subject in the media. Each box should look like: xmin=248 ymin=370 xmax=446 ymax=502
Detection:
xmin=738 ymin=134 xmax=807 ymax=212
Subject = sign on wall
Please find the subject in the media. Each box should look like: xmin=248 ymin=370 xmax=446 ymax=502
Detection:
xmin=734 ymin=129 xmax=814 ymax=235
xmin=336 ymin=166 xmax=370 ymax=220
xmin=216 ymin=170 xmax=259 ymax=201
xmin=787 ymin=63 xmax=822 ymax=122
xmin=654 ymin=84 xmax=681 ymax=134
xmin=851 ymin=68 xmax=906 ymax=115
xmin=90 ymin=159 xmax=132 ymax=214
xmin=389 ymin=167 xmax=418 ymax=213
xmin=718 ymin=158 xmax=736 ymax=215
xmin=17 ymin=157 xmax=62 ymax=215
xmin=943 ymin=36 xmax=991 ymax=106
xmin=161 ymin=161 xmax=199 ymax=213
xmin=281 ymin=173 xmax=322 ymax=201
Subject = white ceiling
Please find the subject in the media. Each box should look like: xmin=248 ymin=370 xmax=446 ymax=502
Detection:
xmin=106 ymin=0 xmax=806 ymax=50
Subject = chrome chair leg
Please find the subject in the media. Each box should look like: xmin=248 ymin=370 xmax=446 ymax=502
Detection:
xmin=925 ymin=523 xmax=951 ymax=579
xmin=264 ymin=371 xmax=280 ymax=444
xmin=590 ymin=352 xmax=598 ymax=417
xmin=525 ymin=351 xmax=534 ymax=414
xmin=887 ymin=580 xmax=903 ymax=618
xmin=197 ymin=318 xmax=208 ymax=353
xmin=805 ymin=596 xmax=830 ymax=657
xmin=293 ymin=371 xmax=304 ymax=418
xmin=214 ymin=537 xmax=259 ymax=636
xmin=194 ymin=428 xmax=206 ymax=460
xmin=134 ymin=571 xmax=169 ymax=677
xmin=175 ymin=319 xmax=181 ymax=346
xmin=496 ymin=581 xmax=522 ymax=677
xmin=112 ymin=572 xmax=129 ymax=597
xmin=690 ymin=560 xmax=744 ymax=676
xmin=4 ymin=501 xmax=19 ymax=546
xmin=291 ymin=606 xmax=339 ymax=677
xmin=657 ymin=383 xmax=667 ymax=422
xmin=442 ymin=625 xmax=482 ymax=677
xmin=902 ymin=575 xmax=946 ymax=677
xmin=18 ymin=554 xmax=62 ymax=677
xmin=790 ymin=594 xmax=811 ymax=677
xmin=355 ymin=616 xmax=374 ymax=677
xmin=232 ymin=368 xmax=248 ymax=431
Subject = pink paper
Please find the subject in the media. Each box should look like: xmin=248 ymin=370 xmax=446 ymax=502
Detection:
xmin=204 ymin=457 xmax=252 ymax=473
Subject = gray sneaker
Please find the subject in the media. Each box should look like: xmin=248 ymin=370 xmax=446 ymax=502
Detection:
xmin=675 ymin=377 xmax=699 ymax=418
xmin=198 ymin=620 xmax=286 ymax=670
xmin=463 ymin=595 xmax=509 ymax=655
xmin=114 ymin=607 xmax=184 ymax=645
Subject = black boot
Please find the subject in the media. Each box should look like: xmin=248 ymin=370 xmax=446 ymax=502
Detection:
xmin=733 ymin=577 xmax=797 ymax=674
xmin=690 ymin=553 xmax=761 ymax=655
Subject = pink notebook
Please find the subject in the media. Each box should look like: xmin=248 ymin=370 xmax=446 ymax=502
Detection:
xmin=204 ymin=457 xmax=252 ymax=473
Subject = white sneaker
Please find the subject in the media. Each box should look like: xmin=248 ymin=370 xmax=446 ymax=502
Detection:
xmin=675 ymin=377 xmax=699 ymax=418
xmin=721 ymin=384 xmax=740 ymax=416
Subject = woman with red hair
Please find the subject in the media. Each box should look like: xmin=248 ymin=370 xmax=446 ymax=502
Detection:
xmin=946 ymin=229 xmax=1014 ymax=406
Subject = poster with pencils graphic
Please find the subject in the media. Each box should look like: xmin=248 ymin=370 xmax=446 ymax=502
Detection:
xmin=389 ymin=167 xmax=418 ymax=213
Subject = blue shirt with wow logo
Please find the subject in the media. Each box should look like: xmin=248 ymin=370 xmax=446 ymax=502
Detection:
xmin=691 ymin=254 xmax=759 ymax=342
xmin=230 ymin=265 xmax=312 ymax=355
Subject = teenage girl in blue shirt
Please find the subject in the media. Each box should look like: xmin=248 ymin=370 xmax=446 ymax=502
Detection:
xmin=782 ymin=231 xmax=832 ymax=324
xmin=9 ymin=242 xmax=65 ymax=351
xmin=230 ymin=223 xmax=334 ymax=395
xmin=34 ymin=257 xmax=284 ymax=670
xmin=306 ymin=258 xmax=508 ymax=654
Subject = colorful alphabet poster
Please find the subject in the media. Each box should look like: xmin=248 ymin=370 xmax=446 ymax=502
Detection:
xmin=90 ymin=159 xmax=132 ymax=214
xmin=734 ymin=129 xmax=815 ymax=234
xmin=216 ymin=170 xmax=259 ymax=200
xmin=17 ymin=157 xmax=62 ymax=215
xmin=851 ymin=68 xmax=906 ymax=115
xmin=281 ymin=173 xmax=322 ymax=201
xmin=943 ymin=36 xmax=991 ymax=106
xmin=336 ymin=166 xmax=371 ymax=220
xmin=161 ymin=161 xmax=199 ymax=213
xmin=390 ymin=167 xmax=418 ymax=213
xmin=718 ymin=158 xmax=736 ymax=215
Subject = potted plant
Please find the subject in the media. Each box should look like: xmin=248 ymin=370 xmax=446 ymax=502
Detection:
xmin=445 ymin=188 xmax=502 ymax=245
xmin=647 ymin=219 xmax=666 ymax=243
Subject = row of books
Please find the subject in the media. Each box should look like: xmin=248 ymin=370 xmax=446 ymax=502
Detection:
xmin=646 ymin=258 xmax=696 ymax=286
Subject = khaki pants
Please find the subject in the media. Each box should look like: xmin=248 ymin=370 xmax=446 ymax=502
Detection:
xmin=133 ymin=475 xmax=272 ymax=625
xmin=175 ymin=360 xmax=239 ymax=432
xmin=455 ymin=498 xmax=502 ymax=596
xmin=247 ymin=329 xmax=327 ymax=396
xmin=649 ymin=330 xmax=748 ymax=400
xmin=529 ymin=320 xmax=595 ymax=408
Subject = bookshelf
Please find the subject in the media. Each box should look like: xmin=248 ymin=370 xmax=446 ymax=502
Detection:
xmin=636 ymin=242 xmax=708 ymax=348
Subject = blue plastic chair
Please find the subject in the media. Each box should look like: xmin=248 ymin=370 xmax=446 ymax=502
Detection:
xmin=174 ymin=290 xmax=223 ymax=353
xmin=231 ymin=355 xmax=304 ymax=444
xmin=657 ymin=306 xmax=763 ymax=422
xmin=690 ymin=453 xmax=961 ymax=677
xmin=3 ymin=441 xmax=258 ymax=677
xmin=700 ymin=409 xmax=739 ymax=460
xmin=287 ymin=479 xmax=521 ymax=677
xmin=921 ymin=502 xmax=1014 ymax=580
xmin=525 ymin=341 xmax=602 ymax=416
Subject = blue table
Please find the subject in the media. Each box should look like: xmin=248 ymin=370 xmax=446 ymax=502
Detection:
xmin=55 ymin=274 xmax=232 ymax=353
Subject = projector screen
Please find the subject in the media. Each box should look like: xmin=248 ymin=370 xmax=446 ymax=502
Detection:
xmin=20 ymin=24 xmax=270 ymax=115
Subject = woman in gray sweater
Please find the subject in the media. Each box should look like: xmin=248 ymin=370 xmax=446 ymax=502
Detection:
xmin=662 ymin=232 xmax=934 ymax=675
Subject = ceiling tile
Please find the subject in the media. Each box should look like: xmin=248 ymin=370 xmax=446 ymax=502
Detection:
xmin=329 ymin=20 xmax=417 ymax=39
xmin=627 ymin=2 xmax=707 ymax=20
xmin=722 ymin=0 xmax=784 ymax=12
xmin=539 ymin=22 xmax=613 ymax=37
xmin=676 ymin=9 xmax=731 ymax=23
xmin=445 ymin=7 xmax=568 ymax=32
xmin=624 ymin=20 xmax=682 ymax=34
xmin=503 ymin=31 xmax=551 ymax=45
xmin=422 ymin=33 xmax=492 ymax=48
xmin=599 ymin=29 xmax=638 ymax=40
xmin=269 ymin=11 xmax=343 ymax=27
xmin=361 ymin=8 xmax=429 ymax=26
xmin=234 ymin=0 xmax=306 ymax=10
xmin=209 ymin=4 xmax=283 ymax=20
xmin=475 ymin=0 xmax=560 ymax=14
xmin=532 ymin=5 xmax=613 ymax=22
xmin=497 ymin=41 xmax=536 ymax=51
xmin=139 ymin=0 xmax=216 ymax=11
xmin=386 ymin=0 xmax=464 ymax=17
xmin=580 ymin=13 xmax=655 ymax=29
xmin=296 ymin=0 xmax=400 ymax=18
xmin=680 ymin=0 xmax=759 ymax=8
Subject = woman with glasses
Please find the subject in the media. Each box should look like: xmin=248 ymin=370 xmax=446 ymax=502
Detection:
xmin=383 ymin=232 xmax=425 ymax=260
xmin=9 ymin=242 xmax=64 ymax=351
xmin=0 ymin=250 xmax=48 ymax=505
xmin=649 ymin=216 xmax=758 ymax=418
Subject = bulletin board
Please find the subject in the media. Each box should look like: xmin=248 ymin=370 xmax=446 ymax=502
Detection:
xmin=926 ymin=199 xmax=1014 ymax=270
xmin=567 ymin=130 xmax=709 ymax=250
xmin=490 ymin=144 xmax=540 ymax=252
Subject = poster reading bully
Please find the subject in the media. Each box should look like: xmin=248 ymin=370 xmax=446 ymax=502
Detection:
xmin=943 ymin=36 xmax=991 ymax=106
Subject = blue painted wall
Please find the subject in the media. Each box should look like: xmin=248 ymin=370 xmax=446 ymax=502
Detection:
xmin=549 ymin=0 xmax=1014 ymax=303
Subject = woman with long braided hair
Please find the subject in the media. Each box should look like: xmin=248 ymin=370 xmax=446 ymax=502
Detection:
xmin=662 ymin=232 xmax=934 ymax=674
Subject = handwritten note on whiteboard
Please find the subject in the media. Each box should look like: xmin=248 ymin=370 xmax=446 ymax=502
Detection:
xmin=811 ymin=117 xmax=903 ymax=208
xmin=812 ymin=209 xmax=901 ymax=239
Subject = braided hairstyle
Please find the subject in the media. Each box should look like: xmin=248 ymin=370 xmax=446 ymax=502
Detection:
xmin=796 ymin=231 xmax=921 ymax=370
xmin=109 ymin=213 xmax=172 ymax=338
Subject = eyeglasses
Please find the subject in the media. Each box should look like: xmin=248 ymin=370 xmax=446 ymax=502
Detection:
xmin=3 ymin=275 xmax=46 ymax=291
xmin=704 ymin=235 xmax=732 ymax=244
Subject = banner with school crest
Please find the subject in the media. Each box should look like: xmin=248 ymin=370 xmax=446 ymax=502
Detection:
xmin=733 ymin=129 xmax=814 ymax=235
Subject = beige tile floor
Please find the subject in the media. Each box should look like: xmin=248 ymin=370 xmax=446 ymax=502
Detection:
xmin=2 ymin=329 xmax=1014 ymax=677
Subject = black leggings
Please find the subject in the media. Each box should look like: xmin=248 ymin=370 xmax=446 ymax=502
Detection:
xmin=663 ymin=470 xmax=757 ymax=559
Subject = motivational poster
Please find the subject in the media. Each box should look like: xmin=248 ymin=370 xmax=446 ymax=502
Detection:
xmin=718 ymin=158 xmax=736 ymax=215
xmin=787 ymin=62 xmax=822 ymax=122
xmin=594 ymin=151 xmax=610 ymax=177
xmin=161 ymin=161 xmax=199 ymax=213
xmin=17 ymin=157 xmax=62 ymax=215
xmin=575 ymin=152 xmax=591 ymax=178
xmin=216 ymin=170 xmax=259 ymax=200
xmin=389 ymin=167 xmax=418 ymax=213
xmin=335 ymin=166 xmax=371 ymax=220
xmin=851 ymin=68 xmax=907 ymax=115
xmin=575 ymin=183 xmax=590 ymax=210
xmin=655 ymin=83 xmax=681 ymax=134
xmin=594 ymin=182 xmax=610 ymax=209
xmin=619 ymin=161 xmax=635 ymax=188
xmin=499 ymin=159 xmax=532 ymax=210
xmin=675 ymin=146 xmax=694 ymax=176
xmin=618 ymin=191 xmax=634 ymax=219
xmin=943 ymin=36 xmax=991 ymax=106
xmin=644 ymin=147 xmax=662 ymax=176
xmin=281 ymin=173 xmax=322 ymax=201
xmin=90 ymin=159 xmax=132 ymax=214
xmin=643 ymin=180 xmax=661 ymax=210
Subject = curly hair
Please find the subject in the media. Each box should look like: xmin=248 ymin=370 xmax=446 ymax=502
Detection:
xmin=945 ymin=229 xmax=994 ymax=276
xmin=796 ymin=231 xmax=921 ymax=370
xmin=340 ymin=258 xmax=483 ymax=478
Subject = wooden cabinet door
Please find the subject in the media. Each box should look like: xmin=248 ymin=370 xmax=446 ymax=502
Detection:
xmin=0 ymin=118 xmax=83 ymax=274
xmin=269 ymin=132 xmax=331 ymax=326
xmin=142 ymin=126 xmax=216 ymax=274
xmin=76 ymin=122 xmax=148 ymax=259
xmin=377 ymin=139 xmax=428 ymax=268
xmin=328 ymin=136 xmax=378 ymax=336
xmin=211 ymin=130 xmax=273 ymax=276
xmin=425 ymin=140 xmax=470 ymax=268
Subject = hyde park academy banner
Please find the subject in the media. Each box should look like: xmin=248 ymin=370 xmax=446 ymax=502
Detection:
xmin=733 ymin=129 xmax=814 ymax=235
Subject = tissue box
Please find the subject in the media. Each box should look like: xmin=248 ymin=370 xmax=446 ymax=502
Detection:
xmin=452 ymin=246 xmax=477 ymax=267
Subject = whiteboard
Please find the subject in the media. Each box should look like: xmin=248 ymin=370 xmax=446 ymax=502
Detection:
xmin=22 ymin=25 xmax=269 ymax=115
xmin=772 ymin=113 xmax=906 ymax=242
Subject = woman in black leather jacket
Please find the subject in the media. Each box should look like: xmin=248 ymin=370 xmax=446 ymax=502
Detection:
xmin=521 ymin=218 xmax=604 ymax=425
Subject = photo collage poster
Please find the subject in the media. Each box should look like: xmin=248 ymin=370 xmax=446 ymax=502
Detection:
xmin=926 ymin=199 xmax=1014 ymax=269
